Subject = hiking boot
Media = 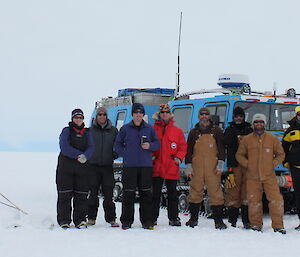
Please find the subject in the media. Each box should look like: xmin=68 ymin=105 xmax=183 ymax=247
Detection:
xmin=121 ymin=223 xmax=131 ymax=230
xmin=142 ymin=222 xmax=154 ymax=230
xmin=230 ymin=223 xmax=237 ymax=228
xmin=251 ymin=226 xmax=262 ymax=232
xmin=243 ymin=223 xmax=251 ymax=230
xmin=241 ymin=205 xmax=250 ymax=228
xmin=295 ymin=224 xmax=300 ymax=231
xmin=227 ymin=207 xmax=239 ymax=227
xmin=185 ymin=219 xmax=198 ymax=228
xmin=169 ymin=218 xmax=181 ymax=227
xmin=87 ymin=219 xmax=96 ymax=226
xmin=185 ymin=202 xmax=200 ymax=228
xmin=215 ymin=220 xmax=227 ymax=230
xmin=75 ymin=221 xmax=87 ymax=229
xmin=274 ymin=228 xmax=286 ymax=234
xmin=109 ymin=220 xmax=120 ymax=227
xmin=211 ymin=205 xmax=227 ymax=230
xmin=60 ymin=224 xmax=71 ymax=229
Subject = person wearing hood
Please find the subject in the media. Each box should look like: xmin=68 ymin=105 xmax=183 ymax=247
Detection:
xmin=236 ymin=113 xmax=286 ymax=234
xmin=152 ymin=104 xmax=187 ymax=226
xmin=87 ymin=107 xmax=119 ymax=227
xmin=56 ymin=109 xmax=94 ymax=229
xmin=223 ymin=107 xmax=253 ymax=229
xmin=282 ymin=106 xmax=300 ymax=231
xmin=185 ymin=107 xmax=227 ymax=230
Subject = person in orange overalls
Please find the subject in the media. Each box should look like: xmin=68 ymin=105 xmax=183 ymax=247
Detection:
xmin=236 ymin=113 xmax=286 ymax=234
xmin=185 ymin=107 xmax=227 ymax=229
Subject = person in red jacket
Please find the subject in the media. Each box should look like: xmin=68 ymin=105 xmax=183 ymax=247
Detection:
xmin=152 ymin=104 xmax=187 ymax=226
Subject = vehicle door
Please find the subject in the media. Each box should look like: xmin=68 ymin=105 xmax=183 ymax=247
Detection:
xmin=171 ymin=105 xmax=194 ymax=138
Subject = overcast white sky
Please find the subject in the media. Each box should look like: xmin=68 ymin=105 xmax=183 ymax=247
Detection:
xmin=1 ymin=0 xmax=300 ymax=151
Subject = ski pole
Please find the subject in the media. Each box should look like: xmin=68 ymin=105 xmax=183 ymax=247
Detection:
xmin=0 ymin=200 xmax=17 ymax=210
xmin=0 ymin=193 xmax=28 ymax=215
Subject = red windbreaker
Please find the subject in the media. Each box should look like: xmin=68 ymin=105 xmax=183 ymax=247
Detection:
xmin=152 ymin=117 xmax=187 ymax=180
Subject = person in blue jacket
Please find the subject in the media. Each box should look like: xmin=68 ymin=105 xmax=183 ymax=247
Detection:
xmin=114 ymin=103 xmax=160 ymax=230
xmin=56 ymin=109 xmax=94 ymax=229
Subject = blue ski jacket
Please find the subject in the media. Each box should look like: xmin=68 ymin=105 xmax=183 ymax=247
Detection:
xmin=114 ymin=120 xmax=160 ymax=167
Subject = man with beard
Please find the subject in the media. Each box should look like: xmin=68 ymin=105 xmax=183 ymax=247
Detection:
xmin=56 ymin=109 xmax=94 ymax=229
xmin=224 ymin=107 xmax=253 ymax=229
xmin=236 ymin=113 xmax=286 ymax=233
xmin=282 ymin=106 xmax=300 ymax=231
xmin=185 ymin=107 xmax=227 ymax=230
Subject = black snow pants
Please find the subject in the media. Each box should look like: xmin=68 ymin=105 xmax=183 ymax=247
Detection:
xmin=291 ymin=166 xmax=300 ymax=219
xmin=120 ymin=167 xmax=153 ymax=226
xmin=87 ymin=164 xmax=116 ymax=222
xmin=152 ymin=177 xmax=179 ymax=222
xmin=56 ymin=155 xmax=89 ymax=226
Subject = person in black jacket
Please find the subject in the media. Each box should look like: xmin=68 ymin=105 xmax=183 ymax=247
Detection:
xmin=282 ymin=105 xmax=300 ymax=231
xmin=87 ymin=107 xmax=119 ymax=227
xmin=56 ymin=109 xmax=94 ymax=229
xmin=224 ymin=106 xmax=253 ymax=228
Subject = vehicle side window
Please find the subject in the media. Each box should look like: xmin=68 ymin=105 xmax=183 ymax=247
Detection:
xmin=116 ymin=112 xmax=126 ymax=130
xmin=173 ymin=107 xmax=192 ymax=133
xmin=206 ymin=105 xmax=227 ymax=129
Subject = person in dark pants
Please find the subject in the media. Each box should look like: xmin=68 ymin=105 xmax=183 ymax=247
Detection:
xmin=282 ymin=105 xmax=300 ymax=231
xmin=114 ymin=103 xmax=160 ymax=230
xmin=152 ymin=104 xmax=187 ymax=226
xmin=87 ymin=107 xmax=119 ymax=227
xmin=56 ymin=109 xmax=94 ymax=229
xmin=223 ymin=107 xmax=253 ymax=229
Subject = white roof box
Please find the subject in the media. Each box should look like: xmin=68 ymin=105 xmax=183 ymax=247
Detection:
xmin=218 ymin=74 xmax=249 ymax=89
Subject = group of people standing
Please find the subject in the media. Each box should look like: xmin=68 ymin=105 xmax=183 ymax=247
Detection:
xmin=55 ymin=103 xmax=300 ymax=234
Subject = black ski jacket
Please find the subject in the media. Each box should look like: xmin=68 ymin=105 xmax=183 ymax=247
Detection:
xmin=89 ymin=119 xmax=118 ymax=166
xmin=282 ymin=117 xmax=300 ymax=167
xmin=224 ymin=121 xmax=253 ymax=167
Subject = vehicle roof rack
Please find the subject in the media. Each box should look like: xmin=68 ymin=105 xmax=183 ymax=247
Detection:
xmin=176 ymin=87 xmax=299 ymax=100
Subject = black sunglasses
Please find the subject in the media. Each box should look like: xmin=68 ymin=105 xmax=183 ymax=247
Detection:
xmin=97 ymin=113 xmax=107 ymax=116
xmin=253 ymin=120 xmax=265 ymax=124
xmin=133 ymin=111 xmax=144 ymax=114
xmin=73 ymin=116 xmax=84 ymax=120
xmin=234 ymin=115 xmax=244 ymax=118
xmin=297 ymin=113 xmax=300 ymax=116
xmin=160 ymin=111 xmax=170 ymax=114
xmin=200 ymin=113 xmax=209 ymax=116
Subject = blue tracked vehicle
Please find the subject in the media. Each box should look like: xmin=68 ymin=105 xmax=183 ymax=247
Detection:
xmin=92 ymin=74 xmax=299 ymax=214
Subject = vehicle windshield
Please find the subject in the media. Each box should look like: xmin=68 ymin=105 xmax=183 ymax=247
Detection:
xmin=234 ymin=102 xmax=295 ymax=131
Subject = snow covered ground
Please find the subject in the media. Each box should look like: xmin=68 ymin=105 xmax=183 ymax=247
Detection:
xmin=0 ymin=152 xmax=299 ymax=257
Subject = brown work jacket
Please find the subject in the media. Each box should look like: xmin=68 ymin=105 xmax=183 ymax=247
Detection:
xmin=236 ymin=132 xmax=285 ymax=181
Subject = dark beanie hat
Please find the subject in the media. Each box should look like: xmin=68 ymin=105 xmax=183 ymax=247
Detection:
xmin=132 ymin=103 xmax=145 ymax=115
xmin=71 ymin=108 xmax=84 ymax=119
xmin=233 ymin=107 xmax=245 ymax=118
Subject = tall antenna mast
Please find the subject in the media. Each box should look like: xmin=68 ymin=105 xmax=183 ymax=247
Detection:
xmin=175 ymin=12 xmax=183 ymax=96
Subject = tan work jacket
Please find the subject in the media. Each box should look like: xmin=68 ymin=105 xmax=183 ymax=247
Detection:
xmin=236 ymin=132 xmax=285 ymax=181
